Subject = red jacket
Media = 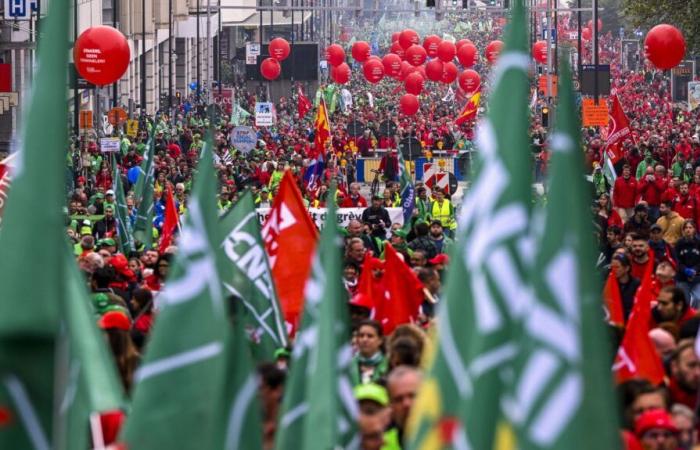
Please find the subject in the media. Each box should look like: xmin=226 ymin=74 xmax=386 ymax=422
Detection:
xmin=340 ymin=195 xmax=368 ymax=208
xmin=637 ymin=176 xmax=667 ymax=207
xmin=674 ymin=193 xmax=696 ymax=219
xmin=613 ymin=176 xmax=638 ymax=209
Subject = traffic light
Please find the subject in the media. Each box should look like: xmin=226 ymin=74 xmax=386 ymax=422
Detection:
xmin=541 ymin=106 xmax=549 ymax=127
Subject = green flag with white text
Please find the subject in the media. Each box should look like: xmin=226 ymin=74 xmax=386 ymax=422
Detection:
xmin=407 ymin=1 xmax=533 ymax=448
xmin=275 ymin=190 xmax=359 ymax=450
xmin=509 ymin=59 xmax=621 ymax=450
xmin=133 ymin=136 xmax=155 ymax=249
xmin=122 ymin=140 xmax=229 ymax=449
xmin=112 ymin=154 xmax=134 ymax=254
xmin=0 ymin=0 xmax=69 ymax=447
xmin=219 ymin=192 xmax=287 ymax=362
xmin=54 ymin=251 xmax=125 ymax=450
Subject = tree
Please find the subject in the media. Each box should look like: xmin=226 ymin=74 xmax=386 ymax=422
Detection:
xmin=622 ymin=0 xmax=700 ymax=54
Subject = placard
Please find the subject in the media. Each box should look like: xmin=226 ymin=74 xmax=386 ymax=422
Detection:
xmin=230 ymin=126 xmax=257 ymax=153
xmin=581 ymin=98 xmax=609 ymax=127
xmin=126 ymin=119 xmax=139 ymax=138
xmin=254 ymin=102 xmax=274 ymax=127
xmin=99 ymin=137 xmax=120 ymax=153
xmin=246 ymin=43 xmax=260 ymax=65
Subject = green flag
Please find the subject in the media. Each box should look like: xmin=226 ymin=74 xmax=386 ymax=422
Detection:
xmin=215 ymin=318 xmax=264 ymax=450
xmin=0 ymin=0 xmax=69 ymax=447
xmin=112 ymin=154 xmax=134 ymax=254
xmin=275 ymin=190 xmax=358 ymax=450
xmin=397 ymin=150 xmax=416 ymax=232
xmin=509 ymin=60 xmax=620 ymax=449
xmin=230 ymin=102 xmax=251 ymax=126
xmin=54 ymin=252 xmax=125 ymax=450
xmin=219 ymin=191 xmax=287 ymax=362
xmin=122 ymin=140 xmax=229 ymax=449
xmin=407 ymin=1 xmax=532 ymax=449
xmin=133 ymin=136 xmax=155 ymax=249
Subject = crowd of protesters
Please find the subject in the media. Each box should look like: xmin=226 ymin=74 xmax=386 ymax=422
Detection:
xmin=51 ymin=7 xmax=700 ymax=450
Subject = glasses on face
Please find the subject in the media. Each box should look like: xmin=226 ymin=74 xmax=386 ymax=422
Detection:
xmin=643 ymin=430 xmax=676 ymax=440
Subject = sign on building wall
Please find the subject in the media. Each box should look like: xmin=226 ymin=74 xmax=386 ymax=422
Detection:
xmin=4 ymin=0 xmax=38 ymax=20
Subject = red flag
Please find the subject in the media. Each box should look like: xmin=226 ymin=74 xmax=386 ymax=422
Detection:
xmin=0 ymin=153 xmax=15 ymax=227
xmin=261 ymin=171 xmax=318 ymax=331
xmin=376 ymin=243 xmax=424 ymax=335
xmin=297 ymin=85 xmax=312 ymax=119
xmin=158 ymin=184 xmax=179 ymax=253
xmin=603 ymin=95 xmax=633 ymax=164
xmin=351 ymin=253 xmax=387 ymax=311
xmin=613 ymin=259 xmax=665 ymax=385
xmin=455 ymin=92 xmax=481 ymax=126
xmin=603 ymin=270 xmax=625 ymax=327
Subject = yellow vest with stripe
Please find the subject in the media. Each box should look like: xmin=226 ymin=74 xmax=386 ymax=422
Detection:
xmin=431 ymin=200 xmax=456 ymax=230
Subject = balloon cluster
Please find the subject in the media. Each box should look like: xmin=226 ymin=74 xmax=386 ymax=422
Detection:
xmin=321 ymin=29 xmax=503 ymax=116
xmin=260 ymin=38 xmax=291 ymax=80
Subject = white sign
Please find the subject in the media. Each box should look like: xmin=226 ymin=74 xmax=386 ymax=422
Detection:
xmin=230 ymin=126 xmax=258 ymax=153
xmin=689 ymin=82 xmax=700 ymax=111
xmin=255 ymin=102 xmax=274 ymax=127
xmin=246 ymin=43 xmax=260 ymax=65
xmin=255 ymin=207 xmax=404 ymax=230
xmin=4 ymin=0 xmax=37 ymax=20
xmin=99 ymin=137 xmax=120 ymax=153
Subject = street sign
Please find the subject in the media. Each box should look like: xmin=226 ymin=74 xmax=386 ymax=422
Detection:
xmin=68 ymin=63 xmax=96 ymax=90
xmin=246 ymin=43 xmax=260 ymax=65
xmin=107 ymin=107 xmax=128 ymax=126
xmin=79 ymin=110 xmax=93 ymax=130
xmin=4 ymin=0 xmax=38 ymax=20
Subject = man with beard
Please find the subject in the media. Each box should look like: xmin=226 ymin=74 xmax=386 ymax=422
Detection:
xmin=669 ymin=342 xmax=700 ymax=410
xmin=428 ymin=220 xmax=453 ymax=255
xmin=630 ymin=233 xmax=653 ymax=279
xmin=651 ymin=286 xmax=696 ymax=328
xmin=624 ymin=203 xmax=652 ymax=238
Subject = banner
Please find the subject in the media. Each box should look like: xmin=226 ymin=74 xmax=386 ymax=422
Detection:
xmin=256 ymin=207 xmax=404 ymax=229
xmin=99 ymin=137 xmax=120 ymax=152
xmin=689 ymin=81 xmax=700 ymax=111
xmin=229 ymin=126 xmax=257 ymax=153
xmin=255 ymin=102 xmax=274 ymax=127
xmin=213 ymin=88 xmax=234 ymax=114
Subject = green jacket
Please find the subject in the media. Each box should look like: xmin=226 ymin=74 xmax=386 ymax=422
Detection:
xmin=636 ymin=158 xmax=658 ymax=179
xmin=349 ymin=354 xmax=388 ymax=386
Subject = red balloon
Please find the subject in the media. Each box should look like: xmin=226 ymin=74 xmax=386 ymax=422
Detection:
xmin=458 ymin=69 xmax=481 ymax=93
xmin=645 ymin=24 xmax=686 ymax=70
xmin=423 ymin=35 xmax=442 ymax=58
xmin=437 ymin=41 xmax=456 ymax=63
xmin=456 ymin=39 xmax=473 ymax=50
xmin=73 ymin=26 xmax=130 ymax=85
xmin=399 ymin=29 xmax=420 ymax=50
xmin=382 ymin=53 xmax=403 ymax=78
xmin=441 ymin=62 xmax=458 ymax=84
xmin=587 ymin=19 xmax=603 ymax=31
xmin=392 ymin=32 xmax=401 ymax=42
xmin=352 ymin=41 xmax=371 ymax=62
xmin=456 ymin=43 xmax=478 ymax=68
xmin=326 ymin=44 xmax=345 ymax=67
xmin=400 ymin=94 xmax=420 ymax=116
xmin=485 ymin=40 xmax=504 ymax=64
xmin=399 ymin=61 xmax=414 ymax=81
xmin=260 ymin=57 xmax=281 ymax=80
xmin=269 ymin=38 xmax=290 ymax=61
xmin=532 ymin=40 xmax=548 ymax=64
xmin=363 ymin=58 xmax=384 ymax=83
xmin=425 ymin=59 xmax=444 ymax=82
xmin=390 ymin=42 xmax=406 ymax=60
xmin=331 ymin=63 xmax=351 ymax=84
xmin=416 ymin=65 xmax=427 ymax=80
xmin=405 ymin=72 xmax=424 ymax=95
xmin=581 ymin=27 xmax=592 ymax=41
xmin=405 ymin=45 xmax=427 ymax=67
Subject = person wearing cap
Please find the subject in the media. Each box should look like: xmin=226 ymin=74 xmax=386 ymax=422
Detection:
xmin=98 ymin=310 xmax=140 ymax=392
xmin=386 ymin=229 xmax=413 ymax=261
xmin=429 ymin=188 xmax=456 ymax=238
xmin=355 ymin=383 xmax=390 ymax=450
xmin=428 ymin=220 xmax=453 ymax=255
xmin=634 ymin=408 xmax=679 ymax=450
xmin=255 ymin=187 xmax=272 ymax=208
xmin=636 ymin=150 xmax=659 ymax=180
xmin=104 ymin=189 xmax=116 ymax=211
xmin=362 ymin=195 xmax=392 ymax=239
xmin=407 ymin=221 xmax=437 ymax=261
xmin=93 ymin=205 xmax=117 ymax=240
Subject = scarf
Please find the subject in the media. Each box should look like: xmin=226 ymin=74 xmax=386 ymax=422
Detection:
xmin=358 ymin=351 xmax=383 ymax=367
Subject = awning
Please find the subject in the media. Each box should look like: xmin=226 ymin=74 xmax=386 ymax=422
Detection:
xmin=223 ymin=9 xmax=312 ymax=27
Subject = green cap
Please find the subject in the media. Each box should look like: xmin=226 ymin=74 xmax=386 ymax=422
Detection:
xmin=353 ymin=383 xmax=389 ymax=407
xmin=102 ymin=304 xmax=129 ymax=317
xmin=102 ymin=238 xmax=116 ymax=247
xmin=392 ymin=229 xmax=408 ymax=240
xmin=80 ymin=226 xmax=92 ymax=236
xmin=92 ymin=293 xmax=110 ymax=313
xmin=95 ymin=193 xmax=105 ymax=199
xmin=274 ymin=348 xmax=291 ymax=359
